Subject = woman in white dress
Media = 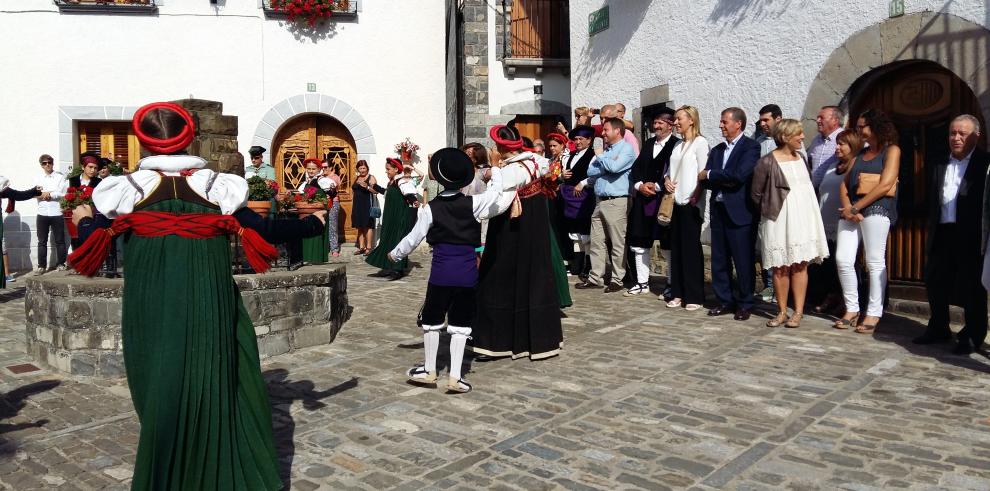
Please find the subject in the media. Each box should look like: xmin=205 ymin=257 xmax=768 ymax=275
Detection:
xmin=751 ymin=119 xmax=829 ymax=328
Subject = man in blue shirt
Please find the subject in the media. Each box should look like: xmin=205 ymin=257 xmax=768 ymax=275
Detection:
xmin=575 ymin=118 xmax=637 ymax=293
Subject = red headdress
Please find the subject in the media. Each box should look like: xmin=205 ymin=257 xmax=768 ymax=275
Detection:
xmin=488 ymin=125 xmax=524 ymax=151
xmin=303 ymin=158 xmax=322 ymax=167
xmin=81 ymin=155 xmax=99 ymax=165
xmin=386 ymin=157 xmax=403 ymax=172
xmin=546 ymin=132 xmax=568 ymax=145
xmin=132 ymin=102 xmax=196 ymax=155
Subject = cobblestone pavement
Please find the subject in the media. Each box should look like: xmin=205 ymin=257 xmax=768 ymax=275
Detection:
xmin=2 ymin=251 xmax=990 ymax=490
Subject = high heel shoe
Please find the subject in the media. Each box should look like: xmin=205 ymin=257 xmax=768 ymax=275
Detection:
xmin=766 ymin=312 xmax=788 ymax=327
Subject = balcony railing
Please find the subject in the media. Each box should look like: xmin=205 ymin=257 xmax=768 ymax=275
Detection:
xmin=55 ymin=0 xmax=157 ymax=14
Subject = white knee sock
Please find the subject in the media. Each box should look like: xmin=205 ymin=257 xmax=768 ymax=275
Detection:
xmin=423 ymin=330 xmax=440 ymax=373
xmin=631 ymin=247 xmax=649 ymax=284
xmin=448 ymin=334 xmax=468 ymax=380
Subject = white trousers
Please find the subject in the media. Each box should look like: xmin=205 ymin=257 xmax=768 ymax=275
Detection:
xmin=835 ymin=215 xmax=890 ymax=317
xmin=630 ymin=246 xmax=650 ymax=285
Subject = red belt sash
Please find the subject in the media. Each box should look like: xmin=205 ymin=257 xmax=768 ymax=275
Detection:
xmin=68 ymin=211 xmax=278 ymax=276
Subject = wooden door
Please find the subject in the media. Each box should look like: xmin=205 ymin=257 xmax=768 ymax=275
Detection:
xmin=849 ymin=61 xmax=986 ymax=283
xmin=513 ymin=115 xmax=558 ymax=146
xmin=273 ymin=115 xmax=358 ymax=241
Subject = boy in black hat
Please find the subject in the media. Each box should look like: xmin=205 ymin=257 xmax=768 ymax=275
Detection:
xmin=388 ymin=148 xmax=505 ymax=393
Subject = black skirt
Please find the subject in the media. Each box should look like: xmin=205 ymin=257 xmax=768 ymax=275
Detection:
xmin=471 ymin=194 xmax=563 ymax=360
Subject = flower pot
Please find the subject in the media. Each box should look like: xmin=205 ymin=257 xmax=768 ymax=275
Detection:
xmin=401 ymin=150 xmax=412 ymax=162
xmin=62 ymin=210 xmax=78 ymax=239
xmin=246 ymin=200 xmax=271 ymax=218
xmin=293 ymin=202 xmax=326 ymax=219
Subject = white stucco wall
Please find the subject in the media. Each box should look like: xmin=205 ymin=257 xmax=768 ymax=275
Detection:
xmin=569 ymin=0 xmax=989 ymax=139
xmin=0 ymin=0 xmax=446 ymax=271
xmin=485 ymin=0 xmax=571 ymax=119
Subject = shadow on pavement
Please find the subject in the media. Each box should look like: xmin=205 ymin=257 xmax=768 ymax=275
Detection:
xmin=0 ymin=379 xmax=61 ymax=455
xmin=264 ymin=369 xmax=358 ymax=488
xmin=864 ymin=313 xmax=990 ymax=374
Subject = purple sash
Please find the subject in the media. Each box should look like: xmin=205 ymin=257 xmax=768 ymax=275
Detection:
xmin=560 ymin=184 xmax=594 ymax=219
xmin=642 ymin=195 xmax=659 ymax=217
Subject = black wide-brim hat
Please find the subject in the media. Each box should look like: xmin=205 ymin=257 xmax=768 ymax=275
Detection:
xmin=430 ymin=148 xmax=474 ymax=190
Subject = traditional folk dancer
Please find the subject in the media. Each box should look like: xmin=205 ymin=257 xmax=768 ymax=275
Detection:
xmin=0 ymin=177 xmax=41 ymax=288
xmin=558 ymin=125 xmax=596 ymax=279
xmin=366 ymin=158 xmax=418 ymax=280
xmin=299 ymin=158 xmax=330 ymax=264
xmin=470 ymin=125 xmax=565 ymax=361
xmin=389 ymin=148 xmax=504 ymax=393
xmin=69 ymin=102 xmax=326 ymax=490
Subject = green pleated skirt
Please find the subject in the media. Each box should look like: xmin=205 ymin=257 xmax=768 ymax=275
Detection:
xmin=122 ymin=199 xmax=281 ymax=491
xmin=302 ymin=221 xmax=329 ymax=264
xmin=548 ymin=221 xmax=572 ymax=308
xmin=365 ymin=185 xmax=412 ymax=272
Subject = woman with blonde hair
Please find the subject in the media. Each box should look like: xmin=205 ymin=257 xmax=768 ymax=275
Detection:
xmin=751 ymin=119 xmax=829 ymax=328
xmin=663 ymin=105 xmax=709 ymax=310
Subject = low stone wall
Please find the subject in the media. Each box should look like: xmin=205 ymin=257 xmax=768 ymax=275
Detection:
xmin=23 ymin=265 xmax=349 ymax=378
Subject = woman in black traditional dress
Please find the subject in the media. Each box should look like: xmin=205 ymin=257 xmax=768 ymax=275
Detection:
xmin=470 ymin=125 xmax=564 ymax=361
xmin=351 ymin=159 xmax=384 ymax=254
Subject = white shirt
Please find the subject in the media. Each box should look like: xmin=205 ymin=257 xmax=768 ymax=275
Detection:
xmin=566 ymin=148 xmax=588 ymax=170
xmin=941 ymin=150 xmax=974 ymax=224
xmin=93 ymin=155 xmax=248 ymax=218
xmin=35 ymin=171 xmax=68 ymax=217
xmin=666 ymin=136 xmax=710 ymax=205
xmin=389 ymin=167 xmax=506 ymax=260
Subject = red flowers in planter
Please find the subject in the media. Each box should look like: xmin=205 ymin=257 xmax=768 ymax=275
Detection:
xmin=60 ymin=186 xmax=95 ymax=211
xmin=270 ymin=0 xmax=342 ymax=26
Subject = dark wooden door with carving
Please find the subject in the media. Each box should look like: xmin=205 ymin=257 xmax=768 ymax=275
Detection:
xmin=849 ymin=61 xmax=986 ymax=282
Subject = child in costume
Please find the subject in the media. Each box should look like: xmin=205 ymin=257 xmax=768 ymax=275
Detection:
xmin=388 ymin=148 xmax=504 ymax=393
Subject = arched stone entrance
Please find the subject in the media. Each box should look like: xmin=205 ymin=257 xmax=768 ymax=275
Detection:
xmin=803 ymin=13 xmax=990 ymax=282
xmin=252 ymin=94 xmax=377 ymax=243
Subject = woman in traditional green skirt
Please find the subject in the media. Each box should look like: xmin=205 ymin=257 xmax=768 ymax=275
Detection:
xmin=0 ymin=177 xmax=42 ymax=288
xmin=366 ymin=158 xmax=415 ymax=280
xmin=70 ymin=103 xmax=292 ymax=490
xmin=298 ymin=158 xmax=330 ymax=264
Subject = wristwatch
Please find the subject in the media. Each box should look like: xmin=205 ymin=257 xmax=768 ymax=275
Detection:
xmin=850 ymin=206 xmax=859 ymax=215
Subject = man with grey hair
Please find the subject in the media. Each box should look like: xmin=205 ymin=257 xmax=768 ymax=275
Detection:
xmin=915 ymin=114 xmax=988 ymax=355
xmin=808 ymin=106 xmax=844 ymax=174
xmin=698 ymin=107 xmax=761 ymax=320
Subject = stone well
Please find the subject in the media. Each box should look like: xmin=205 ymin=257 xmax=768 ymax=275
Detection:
xmin=23 ymin=265 xmax=349 ymax=378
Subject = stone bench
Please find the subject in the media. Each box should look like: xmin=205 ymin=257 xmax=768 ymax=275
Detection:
xmin=23 ymin=264 xmax=349 ymax=378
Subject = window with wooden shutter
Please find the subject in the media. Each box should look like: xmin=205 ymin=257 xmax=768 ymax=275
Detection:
xmin=509 ymin=0 xmax=569 ymax=60
xmin=76 ymin=122 xmax=141 ymax=171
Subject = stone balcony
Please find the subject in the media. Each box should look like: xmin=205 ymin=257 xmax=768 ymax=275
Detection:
xmin=23 ymin=264 xmax=349 ymax=378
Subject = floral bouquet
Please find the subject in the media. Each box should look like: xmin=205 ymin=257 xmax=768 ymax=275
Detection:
xmin=270 ymin=0 xmax=340 ymax=26
xmin=247 ymin=175 xmax=280 ymax=201
xmin=295 ymin=186 xmax=329 ymax=206
xmin=59 ymin=186 xmax=95 ymax=211
xmin=394 ymin=138 xmax=420 ymax=160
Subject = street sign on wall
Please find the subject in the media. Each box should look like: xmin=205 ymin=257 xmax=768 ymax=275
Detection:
xmin=889 ymin=0 xmax=904 ymax=17
xmin=589 ymin=6 xmax=609 ymax=36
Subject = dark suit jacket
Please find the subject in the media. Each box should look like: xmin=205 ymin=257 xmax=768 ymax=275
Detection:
xmin=562 ymin=148 xmax=595 ymax=186
xmin=701 ymin=135 xmax=761 ymax=226
xmin=928 ymin=147 xmax=990 ymax=258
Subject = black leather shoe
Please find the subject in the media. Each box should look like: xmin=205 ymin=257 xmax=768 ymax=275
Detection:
xmin=734 ymin=308 xmax=752 ymax=321
xmin=707 ymin=305 xmax=735 ymax=317
xmin=604 ymin=283 xmax=624 ymax=293
xmin=472 ymin=354 xmax=500 ymax=362
xmin=912 ymin=331 xmax=953 ymax=344
xmin=575 ymin=281 xmax=601 ymax=290
xmin=952 ymin=338 xmax=975 ymax=355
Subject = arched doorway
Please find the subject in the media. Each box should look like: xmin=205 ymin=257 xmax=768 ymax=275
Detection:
xmin=272 ymin=115 xmax=359 ymax=241
xmin=845 ymin=60 xmax=986 ymax=282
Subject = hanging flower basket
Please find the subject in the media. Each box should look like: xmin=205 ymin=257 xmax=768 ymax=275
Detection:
xmin=269 ymin=0 xmax=348 ymax=26
xmin=394 ymin=138 xmax=420 ymax=162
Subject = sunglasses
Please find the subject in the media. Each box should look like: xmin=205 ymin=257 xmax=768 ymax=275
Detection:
xmin=41 ymin=162 xmax=54 ymax=166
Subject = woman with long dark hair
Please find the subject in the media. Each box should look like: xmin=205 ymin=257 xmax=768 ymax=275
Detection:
xmin=836 ymin=108 xmax=901 ymax=333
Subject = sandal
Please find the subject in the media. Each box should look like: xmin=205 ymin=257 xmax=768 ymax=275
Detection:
xmin=684 ymin=304 xmax=703 ymax=311
xmin=834 ymin=313 xmax=859 ymax=330
xmin=785 ymin=313 xmax=803 ymax=328
xmin=665 ymin=299 xmax=682 ymax=308
xmin=767 ymin=312 xmax=788 ymax=327
xmin=855 ymin=323 xmax=877 ymax=334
